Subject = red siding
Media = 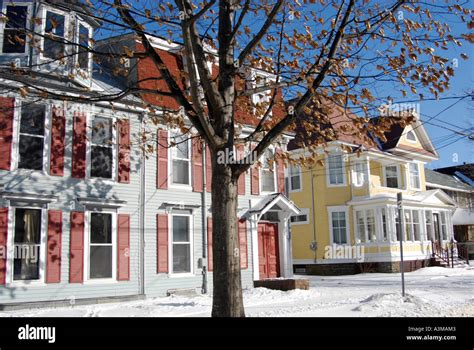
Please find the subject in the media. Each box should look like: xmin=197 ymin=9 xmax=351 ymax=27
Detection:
xmin=157 ymin=129 xmax=168 ymax=189
xmin=238 ymin=220 xmax=248 ymax=269
xmin=206 ymin=145 xmax=212 ymax=193
xmin=0 ymin=208 xmax=8 ymax=285
xmin=71 ymin=112 xmax=87 ymax=179
xmin=236 ymin=145 xmax=245 ymax=195
xmin=192 ymin=138 xmax=203 ymax=192
xmin=0 ymin=97 xmax=14 ymax=170
xmin=69 ymin=212 xmax=84 ymax=283
xmin=118 ymin=119 xmax=131 ymax=183
xmin=50 ymin=107 xmax=66 ymax=176
xmin=276 ymin=149 xmax=285 ymax=194
xmin=207 ymin=217 xmax=213 ymax=272
xmin=157 ymin=214 xmax=168 ymax=273
xmin=46 ymin=210 xmax=62 ymax=283
xmin=117 ymin=214 xmax=130 ymax=281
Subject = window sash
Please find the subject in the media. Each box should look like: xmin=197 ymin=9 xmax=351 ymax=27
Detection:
xmin=43 ymin=11 xmax=66 ymax=59
xmin=289 ymin=165 xmax=301 ymax=191
xmin=331 ymin=211 xmax=347 ymax=244
xmin=385 ymin=166 xmax=399 ymax=188
xmin=328 ymin=155 xmax=344 ymax=185
xmin=2 ymin=5 xmax=28 ymax=54
xmin=90 ymin=116 xmax=115 ymax=179
xmin=18 ymin=104 xmax=46 ymax=170
xmin=89 ymin=213 xmax=113 ymax=279
xmin=172 ymin=216 xmax=192 ymax=274
xmin=353 ymin=162 xmax=367 ymax=186
xmin=409 ymin=163 xmax=420 ymax=189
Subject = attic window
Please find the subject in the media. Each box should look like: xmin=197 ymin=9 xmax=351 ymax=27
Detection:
xmin=406 ymin=130 xmax=417 ymax=142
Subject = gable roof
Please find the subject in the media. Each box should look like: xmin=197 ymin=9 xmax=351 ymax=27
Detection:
xmin=435 ymin=164 xmax=474 ymax=184
xmin=425 ymin=168 xmax=473 ymax=192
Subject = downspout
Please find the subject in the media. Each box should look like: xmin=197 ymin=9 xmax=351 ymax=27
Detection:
xmin=310 ymin=167 xmax=317 ymax=262
xmin=139 ymin=113 xmax=146 ymax=295
xmin=201 ymin=141 xmax=208 ymax=294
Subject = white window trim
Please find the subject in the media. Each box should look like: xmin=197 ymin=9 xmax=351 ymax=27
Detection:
xmin=259 ymin=147 xmax=277 ymax=194
xmin=168 ymin=130 xmax=192 ymax=190
xmin=0 ymin=2 xmax=32 ymax=56
xmin=405 ymin=130 xmax=418 ymax=144
xmin=351 ymin=159 xmax=368 ymax=188
xmin=326 ymin=153 xmax=347 ymax=187
xmin=83 ymin=210 xmax=117 ymax=283
xmin=74 ymin=20 xmax=93 ymax=83
xmin=39 ymin=6 xmax=70 ymax=64
xmin=86 ymin=113 xmax=118 ymax=182
xmin=354 ymin=208 xmax=377 ymax=244
xmin=382 ymin=164 xmax=401 ymax=189
xmin=409 ymin=162 xmax=422 ymax=190
xmin=11 ymin=100 xmax=52 ymax=175
xmin=290 ymin=208 xmax=309 ymax=225
xmin=6 ymin=206 xmax=47 ymax=286
xmin=289 ymin=165 xmax=302 ymax=192
xmin=168 ymin=213 xmax=194 ymax=277
xmin=327 ymin=206 xmax=350 ymax=245
xmin=251 ymin=71 xmax=275 ymax=118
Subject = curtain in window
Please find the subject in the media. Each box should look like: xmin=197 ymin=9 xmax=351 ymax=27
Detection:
xmin=18 ymin=210 xmax=40 ymax=280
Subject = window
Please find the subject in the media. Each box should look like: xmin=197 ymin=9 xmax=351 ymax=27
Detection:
xmin=289 ymin=165 xmax=301 ymax=191
xmin=406 ymin=130 xmax=417 ymax=142
xmin=18 ymin=104 xmax=46 ymax=170
xmin=91 ymin=116 xmax=115 ymax=179
xmin=425 ymin=210 xmax=433 ymax=241
xmin=2 ymin=5 xmax=28 ymax=54
xmin=330 ymin=210 xmax=347 ymax=244
xmin=253 ymin=75 xmax=272 ymax=117
xmin=13 ymin=208 xmax=42 ymax=281
xmin=394 ymin=208 xmax=401 ymax=241
xmin=355 ymin=209 xmax=376 ymax=243
xmin=440 ymin=211 xmax=448 ymax=240
xmin=384 ymin=165 xmax=399 ymax=188
xmin=328 ymin=154 xmax=345 ymax=185
xmin=89 ymin=213 xmax=113 ymax=279
xmin=409 ymin=163 xmax=420 ymax=189
xmin=171 ymin=131 xmax=191 ymax=185
xmin=290 ymin=208 xmax=309 ymax=225
xmin=381 ymin=207 xmax=388 ymax=241
xmin=43 ymin=11 xmax=66 ymax=60
xmin=353 ymin=161 xmax=367 ymax=187
xmin=412 ymin=210 xmax=421 ymax=241
xmin=261 ymin=149 xmax=276 ymax=192
xmin=78 ymin=23 xmax=90 ymax=71
xmin=172 ymin=215 xmax=192 ymax=273
xmin=404 ymin=209 xmax=412 ymax=241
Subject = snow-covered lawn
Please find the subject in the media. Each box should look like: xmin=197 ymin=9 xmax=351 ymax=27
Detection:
xmin=1 ymin=265 xmax=473 ymax=317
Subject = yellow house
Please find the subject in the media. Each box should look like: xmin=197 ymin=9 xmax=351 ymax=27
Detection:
xmin=287 ymin=105 xmax=457 ymax=274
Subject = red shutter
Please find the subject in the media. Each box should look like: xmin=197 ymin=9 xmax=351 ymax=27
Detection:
xmin=72 ymin=112 xmax=87 ymax=179
xmin=157 ymin=214 xmax=168 ymax=273
xmin=69 ymin=211 xmax=84 ymax=283
xmin=238 ymin=220 xmax=248 ymax=269
xmin=118 ymin=119 xmax=131 ymax=183
xmin=0 ymin=97 xmax=14 ymax=171
xmin=192 ymin=138 xmax=203 ymax=192
xmin=276 ymin=149 xmax=285 ymax=194
xmin=237 ymin=145 xmax=245 ymax=195
xmin=46 ymin=210 xmax=62 ymax=283
xmin=207 ymin=217 xmax=213 ymax=272
xmin=50 ymin=107 xmax=66 ymax=176
xmin=117 ymin=214 xmax=130 ymax=281
xmin=0 ymin=208 xmax=8 ymax=285
xmin=206 ymin=145 xmax=212 ymax=193
xmin=157 ymin=130 xmax=168 ymax=189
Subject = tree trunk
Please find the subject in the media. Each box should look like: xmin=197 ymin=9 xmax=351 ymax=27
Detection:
xmin=210 ymin=152 xmax=245 ymax=317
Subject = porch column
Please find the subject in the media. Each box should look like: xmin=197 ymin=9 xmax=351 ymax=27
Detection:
xmin=278 ymin=216 xmax=293 ymax=278
xmin=250 ymin=216 xmax=259 ymax=281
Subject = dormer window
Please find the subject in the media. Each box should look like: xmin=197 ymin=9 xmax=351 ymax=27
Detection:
xmin=406 ymin=130 xmax=417 ymax=142
xmin=1 ymin=5 xmax=28 ymax=54
xmin=43 ymin=10 xmax=66 ymax=60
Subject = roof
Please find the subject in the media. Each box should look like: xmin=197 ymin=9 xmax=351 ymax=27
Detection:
xmin=435 ymin=164 xmax=474 ymax=183
xmin=346 ymin=189 xmax=457 ymax=207
xmin=240 ymin=193 xmax=301 ymax=221
xmin=452 ymin=208 xmax=474 ymax=225
xmin=425 ymin=168 xmax=473 ymax=192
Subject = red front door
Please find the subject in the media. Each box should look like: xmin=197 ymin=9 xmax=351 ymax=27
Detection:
xmin=257 ymin=222 xmax=280 ymax=279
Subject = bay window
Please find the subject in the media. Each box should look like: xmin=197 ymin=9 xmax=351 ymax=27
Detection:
xmin=91 ymin=116 xmax=115 ymax=179
xmin=43 ymin=10 xmax=66 ymax=60
xmin=353 ymin=161 xmax=367 ymax=187
xmin=261 ymin=149 xmax=276 ymax=192
xmin=328 ymin=154 xmax=345 ymax=186
xmin=13 ymin=208 xmax=42 ymax=281
xmin=89 ymin=212 xmax=113 ymax=279
xmin=409 ymin=163 xmax=421 ymax=189
xmin=171 ymin=215 xmax=192 ymax=274
xmin=170 ymin=131 xmax=191 ymax=185
xmin=2 ymin=5 xmax=28 ymax=54
xmin=18 ymin=104 xmax=47 ymax=171
xmin=384 ymin=165 xmax=399 ymax=188
xmin=289 ymin=165 xmax=301 ymax=191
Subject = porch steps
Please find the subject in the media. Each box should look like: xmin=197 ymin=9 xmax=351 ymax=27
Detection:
xmin=430 ymin=256 xmax=469 ymax=268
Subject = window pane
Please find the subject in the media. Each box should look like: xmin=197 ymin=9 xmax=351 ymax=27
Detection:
xmin=78 ymin=24 xmax=90 ymax=70
xmin=43 ymin=38 xmax=65 ymax=59
xmin=3 ymin=6 xmax=27 ymax=53
xmin=90 ymin=213 xmax=112 ymax=244
xmin=367 ymin=209 xmax=376 ymax=241
xmin=385 ymin=166 xmax=398 ymax=188
xmin=90 ymin=246 xmax=112 ymax=278
xmin=173 ymin=216 xmax=189 ymax=242
xmin=91 ymin=146 xmax=113 ymax=178
xmin=45 ymin=12 xmax=65 ymax=37
xmin=13 ymin=209 xmax=41 ymax=281
xmin=92 ymin=117 xmax=113 ymax=145
xmin=173 ymin=244 xmax=191 ymax=273
xmin=356 ymin=210 xmax=365 ymax=243
xmin=172 ymin=159 xmax=190 ymax=184
xmin=262 ymin=170 xmax=275 ymax=192
xmin=18 ymin=135 xmax=44 ymax=170
xmin=171 ymin=132 xmax=189 ymax=159
xmin=410 ymin=163 xmax=420 ymax=188
xmin=14 ymin=209 xmax=41 ymax=244
xmin=20 ymin=104 xmax=45 ymax=135
xmin=14 ymin=249 xmax=40 ymax=280
xmin=291 ymin=175 xmax=301 ymax=190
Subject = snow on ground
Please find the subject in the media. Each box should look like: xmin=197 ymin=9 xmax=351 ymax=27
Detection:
xmin=1 ymin=265 xmax=473 ymax=317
